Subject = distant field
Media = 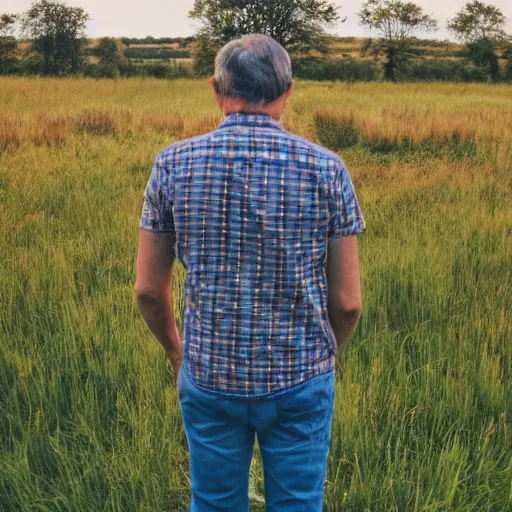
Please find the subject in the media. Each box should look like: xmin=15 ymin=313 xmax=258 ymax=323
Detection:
xmin=18 ymin=36 xmax=469 ymax=64
xmin=0 ymin=78 xmax=511 ymax=511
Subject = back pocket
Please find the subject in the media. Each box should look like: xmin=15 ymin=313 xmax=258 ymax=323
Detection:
xmin=277 ymin=373 xmax=335 ymax=441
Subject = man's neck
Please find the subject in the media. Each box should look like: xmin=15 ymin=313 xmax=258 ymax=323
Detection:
xmin=221 ymin=98 xmax=283 ymax=121
xmin=225 ymin=110 xmax=271 ymax=117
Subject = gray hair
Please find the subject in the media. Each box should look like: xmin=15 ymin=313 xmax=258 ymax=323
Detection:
xmin=213 ymin=34 xmax=293 ymax=106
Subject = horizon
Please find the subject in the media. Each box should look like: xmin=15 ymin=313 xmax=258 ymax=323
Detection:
xmin=1 ymin=0 xmax=511 ymax=44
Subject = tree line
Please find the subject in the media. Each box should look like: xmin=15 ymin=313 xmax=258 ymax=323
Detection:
xmin=1 ymin=0 xmax=511 ymax=82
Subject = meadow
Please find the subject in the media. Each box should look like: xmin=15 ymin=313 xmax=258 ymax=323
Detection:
xmin=0 ymin=78 xmax=511 ymax=511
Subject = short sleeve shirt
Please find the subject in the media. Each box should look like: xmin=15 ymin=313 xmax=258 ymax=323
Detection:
xmin=140 ymin=112 xmax=365 ymax=397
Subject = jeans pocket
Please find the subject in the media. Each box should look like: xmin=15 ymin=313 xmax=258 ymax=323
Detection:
xmin=278 ymin=373 xmax=335 ymax=441
xmin=179 ymin=367 xmax=227 ymax=431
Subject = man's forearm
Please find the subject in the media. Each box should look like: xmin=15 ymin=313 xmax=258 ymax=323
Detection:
xmin=328 ymin=307 xmax=361 ymax=349
xmin=136 ymin=291 xmax=182 ymax=361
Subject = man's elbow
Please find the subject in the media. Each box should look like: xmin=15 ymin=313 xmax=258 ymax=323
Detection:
xmin=339 ymin=304 xmax=362 ymax=320
xmin=329 ymin=294 xmax=362 ymax=317
xmin=134 ymin=284 xmax=166 ymax=304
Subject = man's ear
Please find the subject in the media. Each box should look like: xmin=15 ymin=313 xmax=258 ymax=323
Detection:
xmin=209 ymin=76 xmax=224 ymax=110
xmin=285 ymin=80 xmax=295 ymax=100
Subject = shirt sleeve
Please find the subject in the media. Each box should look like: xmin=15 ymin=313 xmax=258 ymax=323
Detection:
xmin=327 ymin=159 xmax=366 ymax=241
xmin=139 ymin=153 xmax=176 ymax=240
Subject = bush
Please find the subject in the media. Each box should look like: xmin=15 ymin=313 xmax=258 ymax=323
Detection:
xmin=191 ymin=37 xmax=218 ymax=77
xmin=292 ymin=57 xmax=378 ymax=82
xmin=119 ymin=36 xmax=195 ymax=47
xmin=397 ymin=60 xmax=488 ymax=83
xmin=124 ymin=48 xmax=190 ymax=60
xmin=84 ymin=63 xmax=121 ymax=78
xmin=15 ymin=55 xmax=45 ymax=76
xmin=503 ymin=47 xmax=512 ymax=81
xmin=116 ymin=61 xmax=191 ymax=79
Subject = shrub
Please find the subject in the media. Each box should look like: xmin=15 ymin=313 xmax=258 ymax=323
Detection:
xmin=292 ymin=57 xmax=378 ymax=82
xmin=191 ymin=37 xmax=218 ymax=77
xmin=398 ymin=60 xmax=487 ymax=82
xmin=124 ymin=48 xmax=190 ymax=59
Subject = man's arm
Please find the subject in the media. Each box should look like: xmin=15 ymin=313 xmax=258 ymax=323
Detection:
xmin=135 ymin=230 xmax=182 ymax=380
xmin=326 ymin=235 xmax=362 ymax=349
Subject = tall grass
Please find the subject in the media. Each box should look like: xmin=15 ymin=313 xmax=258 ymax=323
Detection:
xmin=0 ymin=78 xmax=511 ymax=511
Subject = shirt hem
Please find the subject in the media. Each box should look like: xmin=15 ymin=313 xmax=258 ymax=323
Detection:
xmin=181 ymin=361 xmax=335 ymax=401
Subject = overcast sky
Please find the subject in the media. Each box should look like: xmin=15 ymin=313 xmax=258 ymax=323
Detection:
xmin=2 ymin=0 xmax=511 ymax=42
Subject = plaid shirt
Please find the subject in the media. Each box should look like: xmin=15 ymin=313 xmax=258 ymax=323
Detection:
xmin=140 ymin=112 xmax=365 ymax=397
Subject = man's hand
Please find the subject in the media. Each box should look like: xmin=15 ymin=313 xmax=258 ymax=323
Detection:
xmin=166 ymin=347 xmax=183 ymax=385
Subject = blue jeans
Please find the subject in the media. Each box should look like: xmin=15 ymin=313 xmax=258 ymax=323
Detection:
xmin=178 ymin=365 xmax=335 ymax=511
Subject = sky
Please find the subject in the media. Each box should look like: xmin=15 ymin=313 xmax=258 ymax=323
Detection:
xmin=2 ymin=0 xmax=512 ymax=42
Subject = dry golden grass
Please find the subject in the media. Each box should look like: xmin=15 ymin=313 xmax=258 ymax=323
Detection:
xmin=0 ymin=107 xmax=218 ymax=154
xmin=314 ymin=106 xmax=512 ymax=147
xmin=1 ymin=78 xmax=511 ymax=156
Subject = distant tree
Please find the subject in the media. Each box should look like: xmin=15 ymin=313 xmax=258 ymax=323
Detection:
xmin=190 ymin=0 xmax=342 ymax=49
xmin=94 ymin=37 xmax=126 ymax=77
xmin=505 ymin=46 xmax=512 ymax=80
xmin=189 ymin=0 xmax=344 ymax=74
xmin=467 ymin=36 xmax=501 ymax=80
xmin=21 ymin=0 xmax=90 ymax=75
xmin=447 ymin=1 xmax=507 ymax=43
xmin=191 ymin=35 xmax=218 ymax=77
xmin=447 ymin=1 xmax=508 ymax=81
xmin=358 ymin=0 xmax=438 ymax=81
xmin=0 ymin=13 xmax=17 ymax=37
xmin=0 ymin=14 xmax=18 ymax=74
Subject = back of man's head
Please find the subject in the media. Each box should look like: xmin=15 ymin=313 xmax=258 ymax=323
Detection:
xmin=213 ymin=34 xmax=293 ymax=107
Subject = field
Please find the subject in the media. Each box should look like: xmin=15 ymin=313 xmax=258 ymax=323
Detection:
xmin=0 ymin=78 xmax=511 ymax=511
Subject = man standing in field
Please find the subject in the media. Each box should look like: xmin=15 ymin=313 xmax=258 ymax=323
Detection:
xmin=135 ymin=34 xmax=365 ymax=512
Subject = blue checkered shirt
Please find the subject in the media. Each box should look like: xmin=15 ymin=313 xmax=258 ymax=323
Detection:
xmin=140 ymin=112 xmax=365 ymax=397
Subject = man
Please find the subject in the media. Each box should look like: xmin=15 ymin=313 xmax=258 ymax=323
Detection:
xmin=135 ymin=34 xmax=365 ymax=512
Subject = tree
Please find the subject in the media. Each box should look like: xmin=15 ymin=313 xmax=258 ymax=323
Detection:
xmin=447 ymin=1 xmax=507 ymax=43
xmin=0 ymin=14 xmax=18 ymax=74
xmin=22 ymin=0 xmax=90 ymax=76
xmin=447 ymin=1 xmax=508 ymax=81
xmin=189 ymin=0 xmax=343 ymax=73
xmin=93 ymin=37 xmax=126 ymax=77
xmin=358 ymin=0 xmax=438 ymax=81
xmin=191 ymin=35 xmax=218 ymax=77
xmin=467 ymin=36 xmax=500 ymax=80
xmin=0 ymin=13 xmax=17 ymax=37
xmin=505 ymin=46 xmax=512 ymax=81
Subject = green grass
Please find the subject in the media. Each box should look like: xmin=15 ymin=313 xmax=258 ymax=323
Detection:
xmin=0 ymin=78 xmax=511 ymax=511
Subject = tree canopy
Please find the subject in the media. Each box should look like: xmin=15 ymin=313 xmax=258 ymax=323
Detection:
xmin=189 ymin=0 xmax=343 ymax=50
xmin=0 ymin=13 xmax=17 ymax=37
xmin=22 ymin=0 xmax=90 ymax=75
xmin=358 ymin=0 xmax=438 ymax=81
xmin=359 ymin=0 xmax=437 ymax=42
xmin=0 ymin=14 xmax=18 ymax=74
xmin=447 ymin=1 xmax=507 ymax=44
xmin=93 ymin=37 xmax=126 ymax=77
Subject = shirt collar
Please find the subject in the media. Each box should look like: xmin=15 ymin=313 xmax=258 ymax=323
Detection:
xmin=218 ymin=112 xmax=284 ymax=130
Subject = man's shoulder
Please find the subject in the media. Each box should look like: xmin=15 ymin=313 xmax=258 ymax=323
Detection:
xmin=278 ymin=129 xmax=343 ymax=169
xmin=155 ymin=127 xmax=343 ymax=170
xmin=156 ymin=131 xmax=216 ymax=165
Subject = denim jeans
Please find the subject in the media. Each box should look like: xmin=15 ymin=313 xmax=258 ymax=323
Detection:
xmin=178 ymin=364 xmax=335 ymax=511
